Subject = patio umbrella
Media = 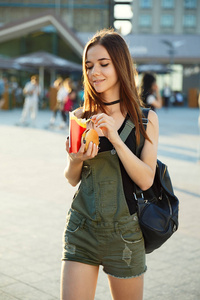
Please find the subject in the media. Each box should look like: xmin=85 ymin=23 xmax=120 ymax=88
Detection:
xmin=14 ymin=51 xmax=82 ymax=93
xmin=0 ymin=57 xmax=36 ymax=80
xmin=0 ymin=57 xmax=24 ymax=70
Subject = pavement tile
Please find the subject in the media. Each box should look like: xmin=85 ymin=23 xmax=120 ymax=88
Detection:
xmin=0 ymin=107 xmax=200 ymax=300
xmin=1 ymin=282 xmax=58 ymax=300
xmin=0 ymin=291 xmax=19 ymax=300
xmin=0 ymin=274 xmax=18 ymax=288
xmin=30 ymin=279 xmax=60 ymax=298
xmin=41 ymin=267 xmax=62 ymax=281
xmin=0 ymin=260 xmax=29 ymax=277
xmin=15 ymin=272 xmax=51 ymax=285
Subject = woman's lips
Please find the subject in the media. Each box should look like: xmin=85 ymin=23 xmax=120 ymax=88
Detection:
xmin=93 ymin=79 xmax=105 ymax=85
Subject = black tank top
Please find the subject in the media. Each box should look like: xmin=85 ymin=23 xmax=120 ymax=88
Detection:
xmin=98 ymin=117 xmax=137 ymax=214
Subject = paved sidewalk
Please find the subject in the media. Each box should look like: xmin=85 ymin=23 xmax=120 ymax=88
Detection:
xmin=0 ymin=107 xmax=200 ymax=300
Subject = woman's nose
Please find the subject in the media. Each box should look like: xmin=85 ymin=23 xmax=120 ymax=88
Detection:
xmin=92 ymin=64 xmax=100 ymax=75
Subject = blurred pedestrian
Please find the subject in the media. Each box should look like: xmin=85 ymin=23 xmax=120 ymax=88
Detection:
xmin=0 ymin=75 xmax=6 ymax=109
xmin=198 ymin=93 xmax=200 ymax=161
xmin=175 ymin=91 xmax=184 ymax=106
xmin=18 ymin=75 xmax=41 ymax=125
xmin=49 ymin=77 xmax=68 ymax=128
xmin=76 ymin=79 xmax=84 ymax=106
xmin=62 ymin=79 xmax=77 ymax=126
xmin=15 ymin=86 xmax=23 ymax=107
xmin=198 ymin=93 xmax=200 ymax=133
xmin=61 ymin=28 xmax=159 ymax=300
xmin=140 ymin=72 xmax=162 ymax=111
xmin=10 ymin=76 xmax=19 ymax=107
xmin=163 ymin=83 xmax=171 ymax=108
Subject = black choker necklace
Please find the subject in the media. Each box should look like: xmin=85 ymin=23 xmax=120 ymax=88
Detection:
xmin=102 ymin=99 xmax=121 ymax=106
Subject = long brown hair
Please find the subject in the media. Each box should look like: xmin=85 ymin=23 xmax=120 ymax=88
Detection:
xmin=82 ymin=28 xmax=150 ymax=145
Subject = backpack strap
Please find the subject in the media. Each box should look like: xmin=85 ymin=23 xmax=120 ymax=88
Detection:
xmin=135 ymin=108 xmax=150 ymax=157
xmin=141 ymin=108 xmax=150 ymax=129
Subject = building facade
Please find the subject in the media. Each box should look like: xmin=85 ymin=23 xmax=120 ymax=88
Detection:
xmin=0 ymin=0 xmax=199 ymax=105
xmin=0 ymin=0 xmax=110 ymax=32
xmin=131 ymin=0 xmax=200 ymax=34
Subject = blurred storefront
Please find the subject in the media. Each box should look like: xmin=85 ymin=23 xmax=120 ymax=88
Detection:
xmin=0 ymin=5 xmax=200 ymax=108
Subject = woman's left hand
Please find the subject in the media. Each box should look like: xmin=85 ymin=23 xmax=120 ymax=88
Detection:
xmin=91 ymin=113 xmax=119 ymax=144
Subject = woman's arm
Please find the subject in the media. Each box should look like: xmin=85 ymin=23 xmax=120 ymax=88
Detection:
xmin=92 ymin=110 xmax=159 ymax=191
xmin=115 ymin=111 xmax=159 ymax=190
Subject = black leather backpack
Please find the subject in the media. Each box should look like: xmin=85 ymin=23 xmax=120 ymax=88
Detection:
xmin=122 ymin=108 xmax=179 ymax=254
xmin=134 ymin=108 xmax=179 ymax=253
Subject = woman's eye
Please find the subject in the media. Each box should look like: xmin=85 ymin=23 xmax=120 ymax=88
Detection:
xmin=101 ymin=63 xmax=109 ymax=67
xmin=86 ymin=66 xmax=93 ymax=70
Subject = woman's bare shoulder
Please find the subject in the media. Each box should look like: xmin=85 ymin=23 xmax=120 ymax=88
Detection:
xmin=146 ymin=110 xmax=159 ymax=140
xmin=148 ymin=109 xmax=158 ymax=126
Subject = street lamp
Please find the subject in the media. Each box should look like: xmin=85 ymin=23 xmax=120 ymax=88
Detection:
xmin=162 ymin=39 xmax=184 ymax=88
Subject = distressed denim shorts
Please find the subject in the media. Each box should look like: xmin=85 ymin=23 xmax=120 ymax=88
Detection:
xmin=62 ymin=209 xmax=147 ymax=278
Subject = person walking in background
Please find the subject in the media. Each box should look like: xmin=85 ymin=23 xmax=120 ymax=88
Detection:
xmin=140 ymin=72 xmax=162 ymax=111
xmin=163 ymin=83 xmax=171 ymax=109
xmin=63 ymin=78 xmax=77 ymax=126
xmin=76 ymin=79 xmax=84 ymax=106
xmin=61 ymin=29 xmax=159 ymax=300
xmin=49 ymin=77 xmax=69 ymax=129
xmin=0 ymin=75 xmax=6 ymax=109
xmin=18 ymin=75 xmax=41 ymax=126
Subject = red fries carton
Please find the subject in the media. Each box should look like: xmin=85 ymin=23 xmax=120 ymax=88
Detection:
xmin=69 ymin=112 xmax=87 ymax=153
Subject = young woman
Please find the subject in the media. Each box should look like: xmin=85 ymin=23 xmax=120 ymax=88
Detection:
xmin=60 ymin=29 xmax=159 ymax=300
xmin=140 ymin=72 xmax=162 ymax=111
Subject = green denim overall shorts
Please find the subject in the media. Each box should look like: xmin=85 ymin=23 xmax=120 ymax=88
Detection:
xmin=62 ymin=120 xmax=146 ymax=278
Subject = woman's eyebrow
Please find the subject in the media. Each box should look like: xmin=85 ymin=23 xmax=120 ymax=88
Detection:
xmin=86 ymin=58 xmax=110 ymax=64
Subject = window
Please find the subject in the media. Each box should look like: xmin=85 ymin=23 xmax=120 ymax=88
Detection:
xmin=140 ymin=0 xmax=152 ymax=9
xmin=183 ymin=14 xmax=196 ymax=27
xmin=161 ymin=15 xmax=174 ymax=27
xmin=184 ymin=0 xmax=197 ymax=9
xmin=139 ymin=15 xmax=152 ymax=27
xmin=162 ymin=0 xmax=174 ymax=9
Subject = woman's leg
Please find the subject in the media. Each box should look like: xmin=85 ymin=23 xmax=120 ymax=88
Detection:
xmin=30 ymin=100 xmax=38 ymax=123
xmin=61 ymin=110 xmax=67 ymax=123
xmin=20 ymin=99 xmax=29 ymax=123
xmin=108 ymin=274 xmax=144 ymax=300
xmin=60 ymin=261 xmax=99 ymax=300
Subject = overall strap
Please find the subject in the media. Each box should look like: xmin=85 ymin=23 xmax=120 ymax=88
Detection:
xmin=119 ymin=119 xmax=135 ymax=143
xmin=119 ymin=108 xmax=150 ymax=144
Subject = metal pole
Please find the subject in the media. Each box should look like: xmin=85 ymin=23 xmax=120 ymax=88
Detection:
xmin=169 ymin=47 xmax=174 ymax=90
xmin=55 ymin=0 xmax=61 ymax=16
xmin=39 ymin=66 xmax=44 ymax=99
xmin=108 ymin=0 xmax=114 ymax=28
xmin=69 ymin=0 xmax=74 ymax=28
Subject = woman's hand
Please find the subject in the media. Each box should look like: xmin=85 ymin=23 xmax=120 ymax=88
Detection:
xmin=64 ymin=136 xmax=98 ymax=186
xmin=65 ymin=136 xmax=98 ymax=162
xmin=91 ymin=113 xmax=119 ymax=144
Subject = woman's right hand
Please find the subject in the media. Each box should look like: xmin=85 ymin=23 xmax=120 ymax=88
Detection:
xmin=65 ymin=137 xmax=98 ymax=163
